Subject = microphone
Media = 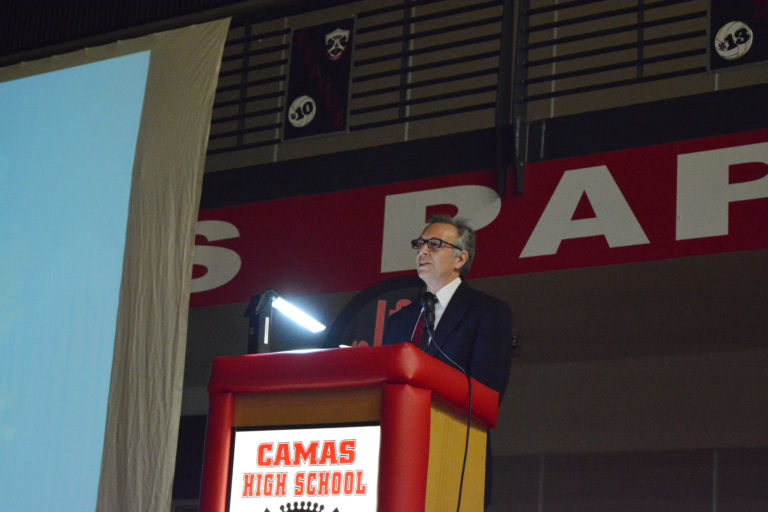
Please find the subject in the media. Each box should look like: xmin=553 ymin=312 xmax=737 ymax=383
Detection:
xmin=419 ymin=292 xmax=436 ymax=343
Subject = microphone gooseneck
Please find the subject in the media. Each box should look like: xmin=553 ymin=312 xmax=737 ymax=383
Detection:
xmin=419 ymin=292 xmax=436 ymax=333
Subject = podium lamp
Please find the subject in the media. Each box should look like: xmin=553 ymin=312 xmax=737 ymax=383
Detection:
xmin=244 ymin=289 xmax=325 ymax=354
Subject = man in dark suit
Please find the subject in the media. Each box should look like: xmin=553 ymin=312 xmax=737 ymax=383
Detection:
xmin=381 ymin=214 xmax=515 ymax=507
xmin=381 ymin=214 xmax=514 ymax=397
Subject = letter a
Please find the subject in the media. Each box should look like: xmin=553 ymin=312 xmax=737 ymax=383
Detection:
xmin=521 ymin=165 xmax=649 ymax=257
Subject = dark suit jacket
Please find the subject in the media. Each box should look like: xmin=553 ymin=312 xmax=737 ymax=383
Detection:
xmin=381 ymin=280 xmax=514 ymax=399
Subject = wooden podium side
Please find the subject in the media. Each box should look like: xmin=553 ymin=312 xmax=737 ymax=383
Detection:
xmin=426 ymin=400 xmax=489 ymax=511
xmin=199 ymin=344 xmax=499 ymax=512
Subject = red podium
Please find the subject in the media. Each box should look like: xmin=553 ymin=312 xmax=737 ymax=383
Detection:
xmin=199 ymin=343 xmax=499 ymax=512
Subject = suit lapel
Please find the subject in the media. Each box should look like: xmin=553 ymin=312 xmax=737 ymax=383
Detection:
xmin=432 ymin=281 xmax=472 ymax=351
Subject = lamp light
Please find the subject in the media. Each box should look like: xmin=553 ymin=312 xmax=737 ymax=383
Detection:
xmin=244 ymin=289 xmax=325 ymax=354
xmin=272 ymin=296 xmax=325 ymax=333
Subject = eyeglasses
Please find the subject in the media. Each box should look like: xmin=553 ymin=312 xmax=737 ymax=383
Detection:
xmin=410 ymin=237 xmax=463 ymax=251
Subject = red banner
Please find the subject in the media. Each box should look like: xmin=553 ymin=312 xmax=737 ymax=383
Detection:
xmin=192 ymin=130 xmax=768 ymax=307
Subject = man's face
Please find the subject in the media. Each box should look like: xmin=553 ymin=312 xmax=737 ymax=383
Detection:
xmin=416 ymin=223 xmax=467 ymax=293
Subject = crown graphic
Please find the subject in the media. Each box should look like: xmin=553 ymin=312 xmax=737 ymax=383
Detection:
xmin=280 ymin=502 xmax=325 ymax=512
xmin=264 ymin=502 xmax=341 ymax=512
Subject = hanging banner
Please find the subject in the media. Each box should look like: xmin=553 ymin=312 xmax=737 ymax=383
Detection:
xmin=283 ymin=18 xmax=354 ymax=139
xmin=710 ymin=0 xmax=768 ymax=70
xmin=192 ymin=129 xmax=768 ymax=308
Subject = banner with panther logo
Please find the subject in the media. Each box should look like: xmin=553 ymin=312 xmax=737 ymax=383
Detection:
xmin=284 ymin=18 xmax=354 ymax=140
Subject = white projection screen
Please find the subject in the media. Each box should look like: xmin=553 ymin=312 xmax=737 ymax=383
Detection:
xmin=0 ymin=19 xmax=229 ymax=512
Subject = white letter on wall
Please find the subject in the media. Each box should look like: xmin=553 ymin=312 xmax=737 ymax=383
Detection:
xmin=520 ymin=165 xmax=649 ymax=257
xmin=191 ymin=220 xmax=242 ymax=293
xmin=381 ymin=185 xmax=502 ymax=273
xmin=676 ymin=142 xmax=768 ymax=240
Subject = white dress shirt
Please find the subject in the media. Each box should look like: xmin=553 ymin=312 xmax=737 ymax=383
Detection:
xmin=433 ymin=277 xmax=461 ymax=328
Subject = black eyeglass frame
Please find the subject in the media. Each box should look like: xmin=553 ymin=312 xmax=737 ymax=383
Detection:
xmin=410 ymin=237 xmax=463 ymax=251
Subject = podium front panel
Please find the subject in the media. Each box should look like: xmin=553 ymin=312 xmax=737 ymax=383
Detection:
xmin=200 ymin=345 xmax=499 ymax=512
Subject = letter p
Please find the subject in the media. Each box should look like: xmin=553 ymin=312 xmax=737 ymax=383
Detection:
xmin=677 ymin=142 xmax=768 ymax=240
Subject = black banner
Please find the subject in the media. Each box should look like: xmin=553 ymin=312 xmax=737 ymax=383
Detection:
xmin=710 ymin=0 xmax=768 ymax=70
xmin=283 ymin=19 xmax=354 ymax=140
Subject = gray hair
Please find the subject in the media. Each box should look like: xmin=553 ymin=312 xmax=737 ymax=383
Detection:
xmin=425 ymin=214 xmax=476 ymax=276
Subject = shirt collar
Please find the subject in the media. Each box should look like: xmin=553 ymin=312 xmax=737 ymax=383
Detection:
xmin=434 ymin=276 xmax=461 ymax=311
